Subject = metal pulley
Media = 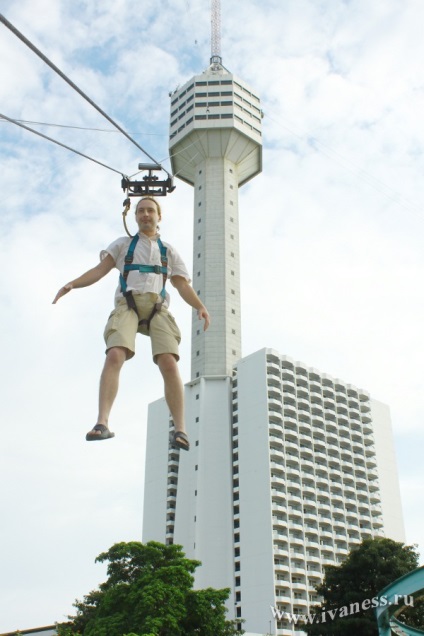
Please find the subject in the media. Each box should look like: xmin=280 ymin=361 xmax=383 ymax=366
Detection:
xmin=121 ymin=163 xmax=175 ymax=198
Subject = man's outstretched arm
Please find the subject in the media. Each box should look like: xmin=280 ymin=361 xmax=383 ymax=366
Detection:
xmin=52 ymin=253 xmax=115 ymax=304
xmin=171 ymin=275 xmax=210 ymax=331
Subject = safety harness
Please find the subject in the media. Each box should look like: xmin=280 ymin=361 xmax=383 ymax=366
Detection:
xmin=119 ymin=234 xmax=168 ymax=330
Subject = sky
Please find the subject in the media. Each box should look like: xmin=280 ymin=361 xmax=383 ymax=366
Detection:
xmin=1 ymin=0 xmax=423 ymax=630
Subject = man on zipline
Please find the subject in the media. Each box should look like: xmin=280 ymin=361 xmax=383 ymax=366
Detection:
xmin=53 ymin=197 xmax=210 ymax=450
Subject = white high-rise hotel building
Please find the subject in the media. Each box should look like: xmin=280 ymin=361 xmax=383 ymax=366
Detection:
xmin=142 ymin=20 xmax=404 ymax=636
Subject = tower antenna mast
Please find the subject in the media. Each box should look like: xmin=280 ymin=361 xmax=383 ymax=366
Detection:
xmin=210 ymin=0 xmax=222 ymax=67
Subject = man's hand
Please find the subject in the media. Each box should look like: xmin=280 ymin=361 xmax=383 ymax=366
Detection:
xmin=52 ymin=283 xmax=73 ymax=304
xmin=197 ymin=307 xmax=210 ymax=331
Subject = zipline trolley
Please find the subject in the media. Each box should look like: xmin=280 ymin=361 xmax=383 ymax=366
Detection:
xmin=121 ymin=163 xmax=175 ymax=198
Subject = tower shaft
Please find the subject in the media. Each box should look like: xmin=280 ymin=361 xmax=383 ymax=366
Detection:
xmin=191 ymin=156 xmax=241 ymax=377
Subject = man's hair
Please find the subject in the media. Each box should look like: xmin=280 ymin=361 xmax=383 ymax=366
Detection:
xmin=135 ymin=196 xmax=162 ymax=219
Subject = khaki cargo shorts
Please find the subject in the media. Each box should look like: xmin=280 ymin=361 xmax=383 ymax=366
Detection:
xmin=103 ymin=292 xmax=181 ymax=362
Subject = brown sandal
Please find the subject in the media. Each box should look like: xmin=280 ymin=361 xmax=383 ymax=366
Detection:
xmin=86 ymin=424 xmax=115 ymax=442
xmin=172 ymin=431 xmax=190 ymax=451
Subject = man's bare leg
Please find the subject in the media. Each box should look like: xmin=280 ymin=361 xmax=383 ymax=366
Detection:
xmin=157 ymin=353 xmax=188 ymax=448
xmin=87 ymin=346 xmax=127 ymax=437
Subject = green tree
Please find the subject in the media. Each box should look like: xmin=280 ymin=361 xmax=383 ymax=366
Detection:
xmin=397 ymin=597 xmax=424 ymax=630
xmin=57 ymin=541 xmax=243 ymax=636
xmin=301 ymin=537 xmax=420 ymax=635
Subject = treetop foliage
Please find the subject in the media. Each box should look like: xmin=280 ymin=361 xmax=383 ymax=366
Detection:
xmin=57 ymin=541 xmax=243 ymax=636
xmin=302 ymin=537 xmax=421 ymax=636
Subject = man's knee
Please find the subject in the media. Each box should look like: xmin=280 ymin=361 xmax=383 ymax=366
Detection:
xmin=105 ymin=346 xmax=128 ymax=367
xmin=157 ymin=352 xmax=179 ymax=375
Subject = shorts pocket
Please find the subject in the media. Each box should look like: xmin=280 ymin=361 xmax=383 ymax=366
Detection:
xmin=103 ymin=305 xmax=127 ymax=341
xmin=166 ymin=311 xmax=182 ymax=342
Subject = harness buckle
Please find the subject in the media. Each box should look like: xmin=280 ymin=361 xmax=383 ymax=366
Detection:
xmin=153 ymin=265 xmax=162 ymax=274
xmin=124 ymin=255 xmax=133 ymax=264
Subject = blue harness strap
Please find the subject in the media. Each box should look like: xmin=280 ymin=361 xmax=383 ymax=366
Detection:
xmin=119 ymin=234 xmax=139 ymax=293
xmin=119 ymin=235 xmax=169 ymax=329
xmin=156 ymin=237 xmax=168 ymax=300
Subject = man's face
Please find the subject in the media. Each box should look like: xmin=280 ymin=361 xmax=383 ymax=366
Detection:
xmin=135 ymin=199 xmax=161 ymax=234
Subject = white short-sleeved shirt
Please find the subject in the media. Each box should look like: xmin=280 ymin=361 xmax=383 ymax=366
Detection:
xmin=101 ymin=233 xmax=191 ymax=307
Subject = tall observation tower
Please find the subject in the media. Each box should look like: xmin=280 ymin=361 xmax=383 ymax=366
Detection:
xmin=143 ymin=0 xmax=263 ymax=623
xmin=169 ymin=0 xmax=262 ymax=378
xmin=143 ymin=3 xmax=404 ymax=635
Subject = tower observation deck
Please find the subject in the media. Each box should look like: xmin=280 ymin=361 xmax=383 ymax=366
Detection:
xmin=169 ymin=62 xmax=263 ymax=378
